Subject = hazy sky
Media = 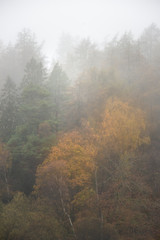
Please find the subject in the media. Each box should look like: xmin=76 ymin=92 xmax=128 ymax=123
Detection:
xmin=0 ymin=0 xmax=160 ymax=61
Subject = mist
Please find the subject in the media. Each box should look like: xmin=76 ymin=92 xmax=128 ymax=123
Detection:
xmin=0 ymin=0 xmax=160 ymax=61
xmin=0 ymin=1 xmax=160 ymax=240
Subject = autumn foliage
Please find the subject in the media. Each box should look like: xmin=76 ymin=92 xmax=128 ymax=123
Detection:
xmin=0 ymin=25 xmax=160 ymax=240
xmin=34 ymin=98 xmax=151 ymax=240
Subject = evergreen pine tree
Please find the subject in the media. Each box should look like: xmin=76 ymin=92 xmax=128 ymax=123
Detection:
xmin=48 ymin=63 xmax=70 ymax=132
xmin=0 ymin=77 xmax=19 ymax=141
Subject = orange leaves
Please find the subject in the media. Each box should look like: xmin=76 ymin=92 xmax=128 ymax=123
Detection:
xmin=35 ymin=130 xmax=96 ymax=197
xmin=35 ymin=98 xmax=150 ymax=196
xmin=48 ymin=131 xmax=95 ymax=186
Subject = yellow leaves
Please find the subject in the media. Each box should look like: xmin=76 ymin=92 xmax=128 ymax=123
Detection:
xmin=100 ymin=98 xmax=150 ymax=153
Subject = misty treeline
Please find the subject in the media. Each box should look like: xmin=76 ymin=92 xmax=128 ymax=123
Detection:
xmin=0 ymin=24 xmax=160 ymax=240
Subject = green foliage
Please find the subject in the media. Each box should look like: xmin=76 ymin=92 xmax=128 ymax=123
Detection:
xmin=0 ymin=77 xmax=19 ymax=141
xmin=0 ymin=192 xmax=66 ymax=240
xmin=47 ymin=63 xmax=70 ymax=132
xmin=20 ymin=84 xmax=51 ymax=130
xmin=8 ymin=124 xmax=56 ymax=194
xmin=22 ymin=58 xmax=47 ymax=87
xmin=74 ymin=217 xmax=119 ymax=240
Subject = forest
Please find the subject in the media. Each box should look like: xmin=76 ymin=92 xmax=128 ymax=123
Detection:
xmin=0 ymin=24 xmax=160 ymax=240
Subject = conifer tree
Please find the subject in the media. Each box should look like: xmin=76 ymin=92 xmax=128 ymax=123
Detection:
xmin=48 ymin=63 xmax=70 ymax=132
xmin=0 ymin=77 xmax=19 ymax=141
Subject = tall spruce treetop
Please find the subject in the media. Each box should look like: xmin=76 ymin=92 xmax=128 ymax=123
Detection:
xmin=0 ymin=77 xmax=19 ymax=141
xmin=48 ymin=63 xmax=70 ymax=132
xmin=16 ymin=29 xmax=43 ymax=66
xmin=139 ymin=23 xmax=160 ymax=64
xmin=48 ymin=63 xmax=69 ymax=91
xmin=22 ymin=58 xmax=47 ymax=87
xmin=0 ymin=29 xmax=44 ymax=87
